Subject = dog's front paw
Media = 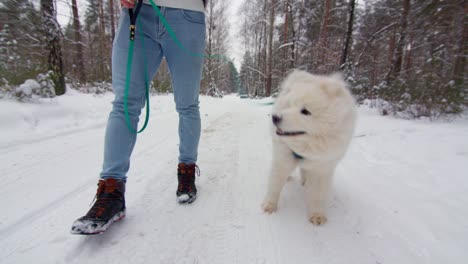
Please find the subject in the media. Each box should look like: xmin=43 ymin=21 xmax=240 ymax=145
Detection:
xmin=261 ymin=201 xmax=277 ymax=214
xmin=309 ymin=213 xmax=327 ymax=225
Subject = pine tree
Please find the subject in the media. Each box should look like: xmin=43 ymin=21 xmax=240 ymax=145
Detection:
xmin=41 ymin=0 xmax=65 ymax=95
xmin=341 ymin=0 xmax=356 ymax=71
xmin=0 ymin=0 xmax=46 ymax=85
xmin=71 ymin=0 xmax=86 ymax=84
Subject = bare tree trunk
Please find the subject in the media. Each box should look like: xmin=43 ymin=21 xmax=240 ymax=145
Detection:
xmin=261 ymin=0 xmax=268 ymax=96
xmin=340 ymin=0 xmax=355 ymax=70
xmin=256 ymin=26 xmax=262 ymax=96
xmin=282 ymin=0 xmax=295 ymax=72
xmin=266 ymin=0 xmax=276 ymax=97
xmin=404 ymin=15 xmax=414 ymax=76
xmin=388 ymin=0 xmax=410 ymax=80
xmin=41 ymin=0 xmax=65 ymax=95
xmin=453 ymin=1 xmax=467 ymax=87
xmin=87 ymin=30 xmax=94 ymax=80
xmin=109 ymin=0 xmax=116 ymax=41
xmin=289 ymin=0 xmax=295 ymax=69
xmin=281 ymin=0 xmax=289 ymax=76
xmin=318 ymin=0 xmax=332 ymax=68
xmin=71 ymin=0 xmax=86 ymax=83
xmin=97 ymin=0 xmax=106 ymax=79
xmin=388 ymin=28 xmax=396 ymax=66
xmin=206 ymin=0 xmax=214 ymax=94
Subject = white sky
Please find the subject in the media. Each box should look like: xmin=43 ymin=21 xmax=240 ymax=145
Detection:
xmin=56 ymin=0 xmax=245 ymax=70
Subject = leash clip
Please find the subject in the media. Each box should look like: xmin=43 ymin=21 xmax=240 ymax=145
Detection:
xmin=129 ymin=25 xmax=136 ymax=41
xmin=128 ymin=0 xmax=143 ymax=41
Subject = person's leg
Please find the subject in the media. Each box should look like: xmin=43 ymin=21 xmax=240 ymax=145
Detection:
xmin=101 ymin=6 xmax=164 ymax=180
xmin=160 ymin=7 xmax=206 ymax=164
xmin=72 ymin=6 xmax=166 ymax=235
xmin=158 ymin=7 xmax=205 ymax=203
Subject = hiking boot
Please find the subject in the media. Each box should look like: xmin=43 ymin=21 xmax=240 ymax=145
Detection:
xmin=71 ymin=178 xmax=126 ymax=235
xmin=176 ymin=163 xmax=199 ymax=204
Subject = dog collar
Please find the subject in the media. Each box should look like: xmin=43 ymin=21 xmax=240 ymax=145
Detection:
xmin=292 ymin=151 xmax=304 ymax=160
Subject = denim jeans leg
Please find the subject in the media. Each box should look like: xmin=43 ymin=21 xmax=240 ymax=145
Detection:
xmin=162 ymin=9 xmax=206 ymax=164
xmin=101 ymin=8 xmax=163 ymax=180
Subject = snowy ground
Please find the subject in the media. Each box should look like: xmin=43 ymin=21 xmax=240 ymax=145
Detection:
xmin=1 ymin=92 xmax=467 ymax=264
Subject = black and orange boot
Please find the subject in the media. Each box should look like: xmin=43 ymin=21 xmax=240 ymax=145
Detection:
xmin=71 ymin=178 xmax=126 ymax=235
xmin=176 ymin=163 xmax=199 ymax=204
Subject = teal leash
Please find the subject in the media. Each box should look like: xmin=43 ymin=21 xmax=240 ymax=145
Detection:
xmin=124 ymin=0 xmax=233 ymax=133
xmin=124 ymin=0 xmax=150 ymax=134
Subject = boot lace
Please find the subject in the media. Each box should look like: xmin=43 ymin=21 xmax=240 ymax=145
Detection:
xmin=87 ymin=181 xmax=122 ymax=218
xmin=178 ymin=165 xmax=200 ymax=192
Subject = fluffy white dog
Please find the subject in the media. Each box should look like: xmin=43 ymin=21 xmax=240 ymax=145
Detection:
xmin=262 ymin=70 xmax=356 ymax=225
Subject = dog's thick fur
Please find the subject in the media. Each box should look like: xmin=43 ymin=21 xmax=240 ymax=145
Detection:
xmin=262 ymin=70 xmax=356 ymax=225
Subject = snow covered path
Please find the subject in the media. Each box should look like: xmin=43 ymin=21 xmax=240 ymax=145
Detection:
xmin=1 ymin=94 xmax=467 ymax=264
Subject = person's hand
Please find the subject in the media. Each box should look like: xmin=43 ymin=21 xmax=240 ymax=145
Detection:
xmin=121 ymin=0 xmax=135 ymax=8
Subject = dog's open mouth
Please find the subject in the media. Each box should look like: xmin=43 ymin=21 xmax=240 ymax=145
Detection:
xmin=276 ymin=128 xmax=306 ymax=136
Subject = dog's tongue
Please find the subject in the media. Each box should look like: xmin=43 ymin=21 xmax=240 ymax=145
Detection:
xmin=276 ymin=128 xmax=284 ymax=135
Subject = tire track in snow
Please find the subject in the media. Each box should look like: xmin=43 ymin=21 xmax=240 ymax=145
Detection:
xmin=233 ymin=103 xmax=280 ymax=264
xmin=0 ymin=178 xmax=95 ymax=239
xmin=195 ymin=111 xmax=243 ymax=264
xmin=144 ymin=110 xmax=242 ymax=264
xmin=0 ymin=111 xmax=183 ymax=243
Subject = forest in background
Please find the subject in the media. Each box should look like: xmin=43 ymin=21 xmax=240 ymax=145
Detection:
xmin=238 ymin=0 xmax=467 ymax=118
xmin=0 ymin=0 xmax=466 ymax=118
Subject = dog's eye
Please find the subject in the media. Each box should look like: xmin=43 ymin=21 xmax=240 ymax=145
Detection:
xmin=301 ymin=108 xmax=311 ymax=115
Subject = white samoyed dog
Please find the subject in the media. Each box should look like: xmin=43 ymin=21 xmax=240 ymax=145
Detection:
xmin=262 ymin=70 xmax=356 ymax=225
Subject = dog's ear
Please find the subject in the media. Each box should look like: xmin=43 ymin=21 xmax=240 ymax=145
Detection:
xmin=319 ymin=76 xmax=346 ymax=99
xmin=330 ymin=72 xmax=344 ymax=81
xmin=280 ymin=69 xmax=310 ymax=94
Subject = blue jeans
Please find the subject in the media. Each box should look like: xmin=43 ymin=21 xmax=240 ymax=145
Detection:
xmin=100 ymin=5 xmax=206 ymax=180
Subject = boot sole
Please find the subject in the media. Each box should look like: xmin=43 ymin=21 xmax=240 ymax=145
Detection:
xmin=177 ymin=194 xmax=197 ymax=204
xmin=71 ymin=209 xmax=126 ymax=235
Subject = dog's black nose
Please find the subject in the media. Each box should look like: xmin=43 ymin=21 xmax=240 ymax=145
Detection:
xmin=272 ymin=115 xmax=282 ymax=125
